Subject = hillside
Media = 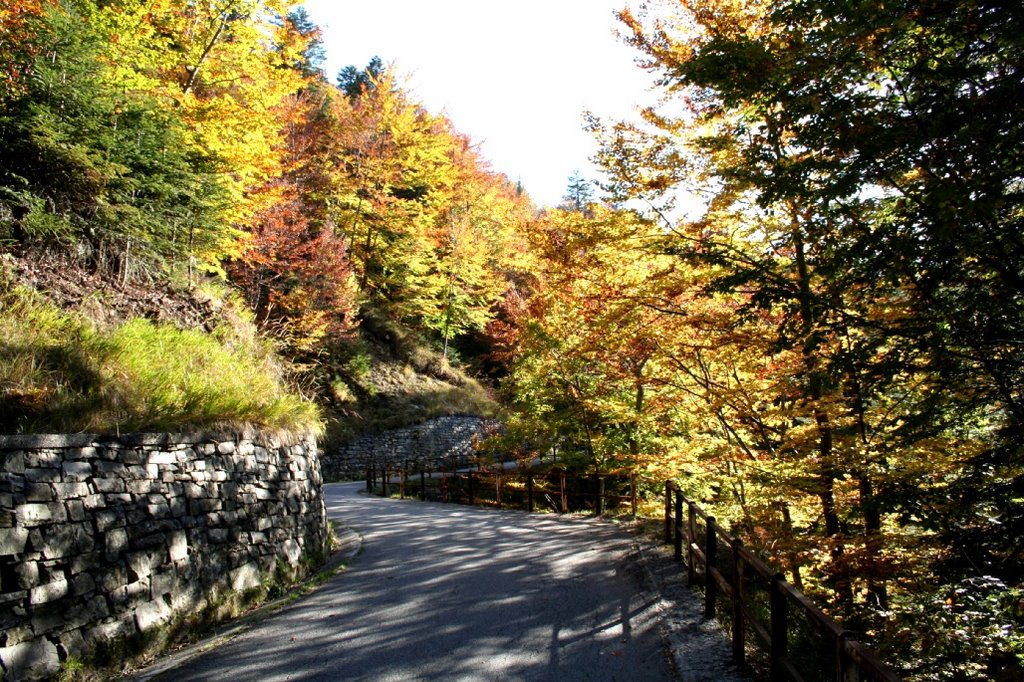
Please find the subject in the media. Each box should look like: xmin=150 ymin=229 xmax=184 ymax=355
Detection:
xmin=0 ymin=248 xmax=498 ymax=444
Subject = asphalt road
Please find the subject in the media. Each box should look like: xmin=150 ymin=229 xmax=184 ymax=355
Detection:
xmin=158 ymin=481 xmax=677 ymax=681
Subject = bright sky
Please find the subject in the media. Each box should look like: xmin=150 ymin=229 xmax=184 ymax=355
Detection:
xmin=301 ymin=0 xmax=655 ymax=208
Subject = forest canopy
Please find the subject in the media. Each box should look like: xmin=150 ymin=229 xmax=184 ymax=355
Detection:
xmin=1 ymin=0 xmax=1022 ymax=678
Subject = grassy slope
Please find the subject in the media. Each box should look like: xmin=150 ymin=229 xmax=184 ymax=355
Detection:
xmin=0 ymin=250 xmax=499 ymax=440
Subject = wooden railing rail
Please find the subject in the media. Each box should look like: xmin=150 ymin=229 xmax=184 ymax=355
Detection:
xmin=365 ymin=460 xmax=639 ymax=516
xmin=664 ymin=481 xmax=901 ymax=682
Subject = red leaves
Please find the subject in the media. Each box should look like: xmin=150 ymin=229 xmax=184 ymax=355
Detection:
xmin=0 ymin=0 xmax=48 ymax=98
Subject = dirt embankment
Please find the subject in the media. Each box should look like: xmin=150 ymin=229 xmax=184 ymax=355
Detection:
xmin=2 ymin=249 xmax=221 ymax=330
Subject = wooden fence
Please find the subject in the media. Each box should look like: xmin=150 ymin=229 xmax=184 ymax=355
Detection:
xmin=365 ymin=460 xmax=638 ymax=516
xmin=665 ymin=482 xmax=901 ymax=681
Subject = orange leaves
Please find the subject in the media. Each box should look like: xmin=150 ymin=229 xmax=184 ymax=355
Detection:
xmin=0 ymin=0 xmax=48 ymax=98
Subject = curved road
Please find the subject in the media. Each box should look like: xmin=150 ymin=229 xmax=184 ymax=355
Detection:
xmin=158 ymin=481 xmax=676 ymax=681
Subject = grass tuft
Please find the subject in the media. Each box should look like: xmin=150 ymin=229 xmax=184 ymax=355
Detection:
xmin=0 ymin=285 xmax=320 ymax=434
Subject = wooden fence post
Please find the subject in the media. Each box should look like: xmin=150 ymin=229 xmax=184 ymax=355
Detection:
xmin=496 ymin=470 xmax=503 ymax=508
xmin=420 ymin=466 xmax=426 ymax=501
xmin=527 ymin=474 xmax=534 ymax=512
xmin=687 ymin=502 xmax=698 ymax=586
xmin=664 ymin=482 xmax=673 ymax=544
xmin=382 ymin=465 xmax=389 ymax=498
xmin=705 ymin=516 xmax=718 ymax=619
xmin=560 ymin=471 xmax=568 ymax=513
xmin=468 ymin=470 xmax=475 ymax=506
xmin=836 ymin=630 xmax=857 ymax=682
xmin=400 ymin=461 xmax=406 ymax=500
xmin=366 ymin=465 xmax=372 ymax=494
xmin=770 ymin=573 xmax=788 ymax=682
xmin=630 ymin=474 xmax=637 ymax=517
xmin=731 ymin=538 xmax=746 ymax=665
xmin=674 ymin=490 xmax=684 ymax=563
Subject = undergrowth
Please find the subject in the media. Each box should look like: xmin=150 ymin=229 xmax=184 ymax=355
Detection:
xmin=0 ymin=285 xmax=320 ymax=434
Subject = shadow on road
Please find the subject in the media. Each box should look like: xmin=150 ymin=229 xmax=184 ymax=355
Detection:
xmin=161 ymin=482 xmax=674 ymax=681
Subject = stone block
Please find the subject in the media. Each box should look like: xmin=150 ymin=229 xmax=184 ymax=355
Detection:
xmin=149 ymin=569 xmax=180 ymax=598
xmin=188 ymin=498 xmax=221 ymax=515
xmin=24 ymin=481 xmax=54 ymax=502
xmin=13 ymin=559 xmax=39 ymax=590
xmin=111 ymin=578 xmax=149 ymax=607
xmin=30 ymin=600 xmax=70 ymax=634
xmin=3 ymin=473 xmax=26 ymax=495
xmin=169 ymin=498 xmax=187 ymax=517
xmin=169 ymin=583 xmax=205 ymax=612
xmin=120 ymin=449 xmax=143 ymax=465
xmin=2 ymin=451 xmax=26 ymax=474
xmin=92 ymin=477 xmax=126 ymax=494
xmin=29 ymin=576 xmax=68 ymax=605
xmin=69 ymin=552 xmax=99 ymax=576
xmin=84 ymin=614 xmax=133 ymax=649
xmin=126 ymin=549 xmax=163 ymax=580
xmin=168 ymin=531 xmax=188 ymax=562
xmin=33 ymin=451 xmax=62 ymax=468
xmin=93 ymin=460 xmax=125 ymax=476
xmin=65 ymin=499 xmax=86 ymax=522
xmin=62 ymin=461 xmax=93 ymax=482
xmin=229 ymin=562 xmax=261 ymax=592
xmin=251 ymin=486 xmax=273 ymax=501
xmin=57 ymin=629 xmax=87 ymax=659
xmin=282 ymin=539 xmax=301 ymax=566
xmin=0 ymin=527 xmax=29 ymax=555
xmin=216 ymin=441 xmax=236 ymax=455
xmin=65 ymin=446 xmax=98 ymax=460
xmin=182 ymin=482 xmax=204 ymax=498
xmin=128 ymin=480 xmax=161 ymax=496
xmin=147 ymin=451 xmax=177 ymax=466
xmin=146 ymin=503 xmax=171 ymax=518
xmin=98 ymin=564 xmax=128 ymax=593
xmin=0 ymin=637 xmax=60 ymax=681
xmin=40 ymin=523 xmax=93 ymax=559
xmin=134 ymin=597 xmax=171 ymax=632
xmin=135 ymin=533 xmax=169 ymax=551
xmin=94 ymin=509 xmax=126 ymax=532
xmin=24 ymin=468 xmax=60 ymax=484
xmin=0 ymin=588 xmax=27 ymax=610
xmin=82 ymin=493 xmax=107 ymax=509
xmin=105 ymin=528 xmax=128 ymax=557
xmin=72 ymin=572 xmax=96 ymax=597
xmin=15 ymin=503 xmax=63 ymax=526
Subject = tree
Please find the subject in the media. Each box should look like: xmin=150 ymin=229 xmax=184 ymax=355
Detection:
xmin=605 ymin=0 xmax=1024 ymax=674
xmin=0 ymin=0 xmax=227 ymax=274
xmin=283 ymin=7 xmax=326 ymax=77
xmin=560 ymin=170 xmax=594 ymax=213
xmin=337 ymin=56 xmax=385 ymax=101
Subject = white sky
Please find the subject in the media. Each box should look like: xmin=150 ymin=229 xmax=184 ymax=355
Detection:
xmin=300 ymin=0 xmax=655 ymax=208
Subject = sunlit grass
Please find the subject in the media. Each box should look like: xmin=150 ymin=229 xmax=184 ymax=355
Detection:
xmin=0 ymin=286 xmax=320 ymax=435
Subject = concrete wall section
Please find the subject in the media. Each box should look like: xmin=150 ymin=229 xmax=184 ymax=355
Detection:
xmin=0 ymin=432 xmax=327 ymax=680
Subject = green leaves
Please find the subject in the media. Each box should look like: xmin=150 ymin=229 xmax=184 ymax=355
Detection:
xmin=0 ymin=0 xmax=228 ymax=267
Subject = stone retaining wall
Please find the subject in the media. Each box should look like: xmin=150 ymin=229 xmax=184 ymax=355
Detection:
xmin=321 ymin=416 xmax=500 ymax=481
xmin=0 ymin=432 xmax=327 ymax=681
